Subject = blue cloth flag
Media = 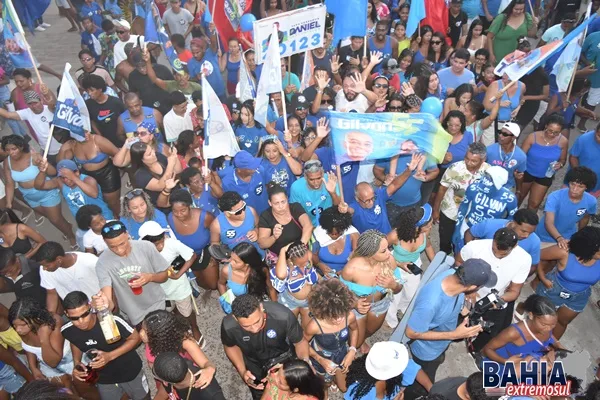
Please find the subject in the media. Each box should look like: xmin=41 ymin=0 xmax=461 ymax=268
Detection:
xmin=144 ymin=0 xmax=184 ymax=74
xmin=406 ymin=0 xmax=426 ymax=37
xmin=329 ymin=111 xmax=452 ymax=165
xmin=2 ymin=0 xmax=34 ymax=68
xmin=53 ymin=63 xmax=92 ymax=141
xmin=325 ymin=0 xmax=367 ymax=46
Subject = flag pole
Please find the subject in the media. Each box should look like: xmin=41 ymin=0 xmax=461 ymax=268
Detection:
xmin=281 ymin=90 xmax=288 ymax=131
xmin=42 ymin=125 xmax=55 ymax=159
xmin=526 ymin=0 xmax=536 ymax=20
xmin=363 ymin=36 xmax=367 ymax=58
xmin=564 ymin=18 xmax=590 ymax=108
xmin=210 ymin=0 xmax=221 ymax=52
xmin=489 ymin=80 xmax=517 ymax=103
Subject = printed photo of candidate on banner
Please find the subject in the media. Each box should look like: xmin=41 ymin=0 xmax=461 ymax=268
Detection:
xmin=253 ymin=4 xmax=326 ymax=63
xmin=328 ymin=111 xmax=452 ymax=165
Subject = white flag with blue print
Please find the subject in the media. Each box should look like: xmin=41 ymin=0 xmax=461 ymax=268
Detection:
xmin=52 ymin=63 xmax=91 ymax=142
xmin=254 ymin=25 xmax=283 ymax=127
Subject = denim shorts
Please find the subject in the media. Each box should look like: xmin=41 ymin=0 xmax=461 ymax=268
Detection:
xmin=535 ymin=271 xmax=592 ymax=313
xmin=0 ymin=363 xmax=26 ymax=394
xmin=353 ymin=292 xmax=391 ymax=320
xmin=278 ymin=290 xmax=309 ymax=310
xmin=19 ymin=186 xmax=61 ymax=208
xmin=310 ymin=343 xmax=348 ymax=382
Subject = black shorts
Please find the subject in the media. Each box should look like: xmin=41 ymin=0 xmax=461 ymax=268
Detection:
xmin=85 ymin=162 xmax=121 ymax=194
xmin=523 ymin=171 xmax=553 ymax=187
xmin=191 ymin=245 xmax=212 ymax=271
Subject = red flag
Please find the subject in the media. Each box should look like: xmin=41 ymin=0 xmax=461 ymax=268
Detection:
xmin=210 ymin=0 xmax=253 ymax=52
xmin=422 ymin=0 xmax=449 ymax=42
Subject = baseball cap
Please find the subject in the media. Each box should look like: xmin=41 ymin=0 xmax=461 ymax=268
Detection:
xmin=57 ymin=159 xmax=78 ymax=176
xmin=501 ymin=122 xmax=521 ymax=138
xmin=381 ymin=57 xmax=401 ymax=74
xmin=23 ymin=91 xmax=41 ymax=104
xmin=138 ymin=221 xmax=167 ymax=240
xmin=365 ymin=342 xmax=409 ymax=381
xmin=291 ymin=93 xmax=309 ymax=110
xmin=209 ymin=244 xmax=232 ymax=261
xmin=115 ymin=19 xmax=131 ymax=30
xmin=486 ymin=166 xmax=509 ymax=190
xmin=234 ymin=151 xmax=261 ymax=170
xmin=459 ymin=258 xmax=498 ymax=288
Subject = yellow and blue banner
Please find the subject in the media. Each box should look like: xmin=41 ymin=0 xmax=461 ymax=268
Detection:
xmin=329 ymin=111 xmax=452 ymax=165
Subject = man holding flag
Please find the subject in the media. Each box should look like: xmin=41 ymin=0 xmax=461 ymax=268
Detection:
xmin=189 ymin=35 xmax=226 ymax=99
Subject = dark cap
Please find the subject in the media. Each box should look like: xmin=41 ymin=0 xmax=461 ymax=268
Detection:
xmin=451 ymin=0 xmax=463 ymax=4
xmin=459 ymin=259 xmax=497 ymax=288
xmin=291 ymin=93 xmax=309 ymax=109
xmin=209 ymin=244 xmax=231 ymax=261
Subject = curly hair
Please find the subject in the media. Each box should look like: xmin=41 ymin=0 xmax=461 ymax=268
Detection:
xmin=568 ymin=226 xmax=600 ymax=263
xmin=308 ymin=279 xmax=355 ymax=321
xmin=120 ymin=189 xmax=156 ymax=221
xmin=395 ymin=207 xmax=425 ymax=242
xmin=350 ymin=230 xmax=386 ymax=259
xmin=14 ymin=380 xmax=80 ymax=400
xmin=318 ymin=206 xmax=352 ymax=235
xmin=1 ymin=134 xmax=30 ymax=153
xmin=8 ymin=297 xmax=56 ymax=334
xmin=143 ymin=310 xmax=193 ymax=357
xmin=346 ymin=355 xmax=404 ymax=399
xmin=565 ymin=166 xmax=598 ymax=191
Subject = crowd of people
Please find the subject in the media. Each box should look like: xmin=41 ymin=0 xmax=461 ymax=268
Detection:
xmin=0 ymin=0 xmax=599 ymax=399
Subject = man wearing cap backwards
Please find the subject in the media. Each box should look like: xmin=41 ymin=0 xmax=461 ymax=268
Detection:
xmin=456 ymin=227 xmax=531 ymax=353
xmin=92 ymin=220 xmax=170 ymax=328
xmin=220 ymin=151 xmax=269 ymax=214
xmin=367 ymin=20 xmax=399 ymax=74
xmin=405 ymin=258 xmax=496 ymax=387
xmin=485 ymin=122 xmax=527 ymax=193
xmin=113 ymin=19 xmax=145 ymax=67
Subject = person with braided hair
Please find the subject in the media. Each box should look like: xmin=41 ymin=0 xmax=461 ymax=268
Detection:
xmin=303 ymin=279 xmax=359 ymax=392
xmin=339 ymin=230 xmax=403 ymax=353
xmin=270 ymin=241 xmax=319 ymax=328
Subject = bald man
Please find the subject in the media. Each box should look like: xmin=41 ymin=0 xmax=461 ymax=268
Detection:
xmin=342 ymin=153 xmax=423 ymax=233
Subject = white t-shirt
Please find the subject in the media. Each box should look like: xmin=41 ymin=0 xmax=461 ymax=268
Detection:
xmin=40 ymin=252 xmax=101 ymax=300
xmin=163 ymin=103 xmax=195 ymax=143
xmin=460 ymin=239 xmax=531 ymax=299
xmin=114 ymin=34 xmax=144 ymax=67
xmin=83 ymin=229 xmax=107 ymax=255
xmin=335 ymin=91 xmax=370 ymax=113
xmin=16 ymin=107 xmax=61 ymax=155
xmin=159 ymin=237 xmax=194 ymax=301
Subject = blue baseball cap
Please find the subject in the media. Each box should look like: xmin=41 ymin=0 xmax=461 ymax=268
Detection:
xmin=460 ymin=259 xmax=498 ymax=288
xmin=234 ymin=151 xmax=261 ymax=170
xmin=57 ymin=159 xmax=79 ymax=176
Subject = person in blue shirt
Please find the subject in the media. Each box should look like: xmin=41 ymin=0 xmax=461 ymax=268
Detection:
xmin=119 ymin=188 xmax=172 ymax=240
xmin=486 ymin=122 xmax=527 ymax=191
xmin=219 ymin=151 xmax=269 ymax=214
xmin=465 ymin=208 xmax=541 ymax=275
xmin=368 ymin=21 xmax=398 ymax=74
xmin=569 ymin=125 xmax=600 ymax=197
xmin=234 ymin=101 xmax=276 ymax=156
xmin=80 ymin=16 xmax=104 ymax=62
xmin=452 ymin=166 xmax=518 ymax=252
xmin=289 ymin=160 xmax=341 ymax=227
xmin=436 ymin=49 xmax=476 ymax=95
xmin=80 ymin=0 xmax=103 ymax=28
xmin=274 ymin=93 xmax=320 ymax=132
xmin=405 ymin=259 xmax=497 ymax=383
xmin=189 ymin=35 xmax=226 ymax=99
xmin=258 ymin=138 xmax=302 ymax=194
xmin=536 ymin=166 xmax=598 ymax=248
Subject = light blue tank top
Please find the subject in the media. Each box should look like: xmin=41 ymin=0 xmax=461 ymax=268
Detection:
xmin=498 ymin=80 xmax=522 ymax=121
xmin=525 ymin=132 xmax=562 ymax=178
xmin=227 ymin=265 xmax=248 ymax=296
xmin=392 ymin=237 xmax=427 ymax=264
xmin=61 ymin=174 xmax=112 ymax=219
xmin=8 ymin=155 xmax=39 ymax=183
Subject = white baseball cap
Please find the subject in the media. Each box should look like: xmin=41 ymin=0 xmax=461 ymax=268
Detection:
xmin=138 ymin=221 xmax=167 ymax=239
xmin=486 ymin=165 xmax=509 ymax=190
xmin=365 ymin=342 xmax=410 ymax=381
xmin=501 ymin=122 xmax=521 ymax=138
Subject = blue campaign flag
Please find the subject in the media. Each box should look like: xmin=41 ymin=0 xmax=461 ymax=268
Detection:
xmin=329 ymin=111 xmax=452 ymax=164
xmin=144 ymin=0 xmax=184 ymax=74
xmin=2 ymin=0 xmax=34 ymax=68
xmin=406 ymin=0 xmax=426 ymax=37
xmin=325 ymin=0 xmax=367 ymax=46
xmin=53 ymin=63 xmax=92 ymax=141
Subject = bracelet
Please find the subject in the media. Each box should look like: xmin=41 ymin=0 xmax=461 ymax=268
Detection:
xmin=162 ymin=190 xmax=171 ymax=195
xmin=348 ymin=346 xmax=357 ymax=353
xmin=556 ymin=236 xmax=563 ymax=240
xmin=332 ymin=69 xmax=339 ymax=75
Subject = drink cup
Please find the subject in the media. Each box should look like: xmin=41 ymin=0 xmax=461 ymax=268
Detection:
xmin=127 ymin=274 xmax=143 ymax=295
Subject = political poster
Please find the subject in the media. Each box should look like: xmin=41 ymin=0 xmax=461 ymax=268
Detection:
xmin=52 ymin=63 xmax=91 ymax=142
xmin=329 ymin=111 xmax=452 ymax=165
xmin=253 ymin=4 xmax=326 ymax=63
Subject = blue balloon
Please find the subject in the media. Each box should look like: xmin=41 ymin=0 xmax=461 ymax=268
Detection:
xmin=421 ymin=97 xmax=443 ymax=118
xmin=240 ymin=13 xmax=257 ymax=33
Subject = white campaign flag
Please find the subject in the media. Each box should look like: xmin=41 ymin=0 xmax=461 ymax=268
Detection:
xmin=53 ymin=63 xmax=91 ymax=141
xmin=202 ymin=75 xmax=240 ymax=159
xmin=497 ymin=0 xmax=512 ymax=14
xmin=237 ymin=50 xmax=257 ymax=102
xmin=254 ymin=25 xmax=283 ymax=127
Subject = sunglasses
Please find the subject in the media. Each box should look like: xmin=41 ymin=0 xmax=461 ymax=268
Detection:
xmin=68 ymin=308 xmax=92 ymax=321
xmin=116 ymin=30 xmax=127 ymax=35
xmin=81 ymin=57 xmax=93 ymax=62
xmin=431 ymin=40 xmax=442 ymax=45
xmin=296 ymin=106 xmax=307 ymax=111
xmin=321 ymin=99 xmax=332 ymax=104
xmin=388 ymin=106 xmax=402 ymax=111
xmin=304 ymin=160 xmax=322 ymax=170
xmin=102 ymin=223 xmax=125 ymax=233
xmin=227 ymin=202 xmax=247 ymax=215
xmin=125 ymin=188 xmax=144 ymax=200
xmin=373 ymin=83 xmax=389 ymax=89
xmin=136 ymin=129 xmax=150 ymax=137
xmin=499 ymin=131 xmax=514 ymax=137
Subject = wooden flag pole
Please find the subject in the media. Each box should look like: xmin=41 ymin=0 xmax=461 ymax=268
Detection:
xmin=363 ymin=36 xmax=368 ymax=58
xmin=42 ymin=125 xmax=55 ymax=160
xmin=210 ymin=0 xmax=221 ymax=52
xmin=489 ymin=80 xmax=517 ymax=103
xmin=526 ymin=0 xmax=537 ymax=20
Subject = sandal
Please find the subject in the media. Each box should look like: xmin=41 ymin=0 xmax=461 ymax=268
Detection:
xmin=197 ymin=335 xmax=206 ymax=349
xmin=21 ymin=210 xmax=34 ymax=224
xmin=329 ymin=384 xmax=339 ymax=393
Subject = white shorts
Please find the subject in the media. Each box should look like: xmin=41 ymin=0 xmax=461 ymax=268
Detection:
xmin=0 ymin=180 xmax=5 ymax=200
xmin=55 ymin=0 xmax=71 ymax=9
xmin=587 ymin=87 xmax=600 ymax=106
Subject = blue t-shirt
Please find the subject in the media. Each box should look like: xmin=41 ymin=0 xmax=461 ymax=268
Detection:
xmin=80 ymin=2 xmax=103 ymax=27
xmin=260 ymin=157 xmax=296 ymax=194
xmin=582 ymin=32 xmax=600 ymax=89
xmin=460 ymin=183 xmax=518 ymax=228
xmin=61 ymin=175 xmax=113 ymax=221
xmin=234 ymin=125 xmax=270 ymax=156
xmin=274 ymin=113 xmax=320 ymax=131
xmin=441 ymin=133 xmax=474 ymax=168
xmin=469 ymin=218 xmax=541 ymax=264
xmin=535 ymin=189 xmax=598 ymax=243
xmin=290 ymin=175 xmax=339 ymax=226
xmin=344 ymin=359 xmax=421 ymax=400
xmin=436 ymin=67 xmax=476 ymax=91
xmin=348 ymin=187 xmax=391 ymax=234
xmin=120 ymin=210 xmax=170 ymax=240
xmin=462 ymin=0 xmax=483 ymax=18
xmin=408 ymin=269 xmax=465 ymax=361
xmin=314 ymin=147 xmax=360 ymax=202
xmin=569 ymin=131 xmax=600 ymax=192
xmin=377 ymin=155 xmax=437 ymax=206
xmin=220 ymin=166 xmax=268 ymax=214
xmin=486 ymin=143 xmax=527 ymax=189
xmin=187 ymin=49 xmax=226 ymax=98
xmin=80 ymin=29 xmax=104 ymax=61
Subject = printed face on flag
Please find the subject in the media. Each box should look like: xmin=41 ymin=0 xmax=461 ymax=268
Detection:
xmin=343 ymin=131 xmax=374 ymax=161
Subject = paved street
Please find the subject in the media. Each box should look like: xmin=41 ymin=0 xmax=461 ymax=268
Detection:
xmin=0 ymin=4 xmax=598 ymax=398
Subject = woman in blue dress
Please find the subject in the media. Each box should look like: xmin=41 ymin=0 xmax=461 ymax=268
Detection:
xmin=410 ymin=26 xmax=434 ymax=65
xmin=219 ymin=38 xmax=242 ymax=96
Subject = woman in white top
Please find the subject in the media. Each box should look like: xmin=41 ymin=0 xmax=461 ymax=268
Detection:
xmin=456 ymin=19 xmax=488 ymax=61
xmin=9 ymin=297 xmax=76 ymax=393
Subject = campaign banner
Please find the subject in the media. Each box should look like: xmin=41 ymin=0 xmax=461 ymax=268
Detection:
xmin=329 ymin=111 xmax=452 ymax=165
xmin=145 ymin=0 xmax=184 ymax=74
xmin=2 ymin=0 xmax=35 ymax=69
xmin=202 ymin=75 xmax=240 ymax=159
xmin=253 ymin=4 xmax=326 ymax=64
xmin=52 ymin=63 xmax=91 ymax=142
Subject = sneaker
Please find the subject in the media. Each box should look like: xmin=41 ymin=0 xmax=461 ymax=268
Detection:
xmin=34 ymin=26 xmax=46 ymax=32
xmin=41 ymin=23 xmax=51 ymax=28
